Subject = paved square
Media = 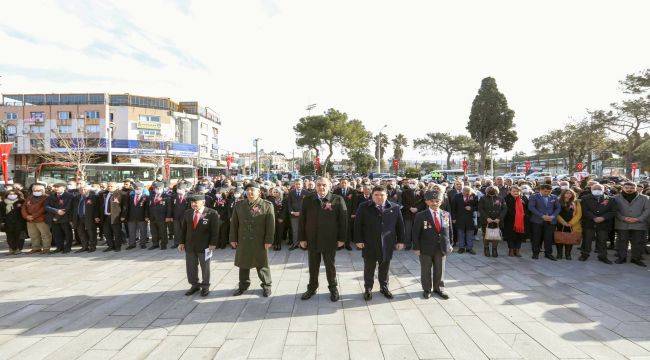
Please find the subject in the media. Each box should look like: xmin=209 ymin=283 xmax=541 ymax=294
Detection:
xmin=1 ymin=240 xmax=649 ymax=359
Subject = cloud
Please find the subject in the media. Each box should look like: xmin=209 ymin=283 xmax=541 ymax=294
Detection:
xmin=0 ymin=64 xmax=115 ymax=83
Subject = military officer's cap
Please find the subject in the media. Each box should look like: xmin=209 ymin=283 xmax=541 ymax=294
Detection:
xmin=423 ymin=190 xmax=443 ymax=201
xmin=189 ymin=194 xmax=205 ymax=202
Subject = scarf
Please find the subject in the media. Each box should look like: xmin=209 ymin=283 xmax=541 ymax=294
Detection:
xmin=4 ymin=198 xmax=17 ymax=214
xmin=513 ymin=196 xmax=525 ymax=234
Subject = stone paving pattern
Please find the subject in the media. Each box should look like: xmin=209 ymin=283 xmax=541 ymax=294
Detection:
xmin=1 ymin=240 xmax=650 ymax=359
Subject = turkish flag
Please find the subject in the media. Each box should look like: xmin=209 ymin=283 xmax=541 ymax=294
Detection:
xmin=0 ymin=143 xmax=13 ymax=185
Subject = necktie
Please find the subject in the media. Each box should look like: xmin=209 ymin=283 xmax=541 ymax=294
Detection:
xmin=134 ymin=195 xmax=139 ymax=206
xmin=193 ymin=211 xmax=200 ymax=229
xmin=434 ymin=211 xmax=441 ymax=232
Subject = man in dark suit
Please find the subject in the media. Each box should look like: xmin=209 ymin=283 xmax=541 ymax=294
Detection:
xmin=288 ymin=179 xmax=306 ymax=250
xmin=299 ymin=177 xmax=348 ymax=302
xmin=179 ymin=194 xmax=220 ymax=297
xmin=146 ymin=182 xmax=171 ymax=250
xmin=71 ymin=185 xmax=100 ymax=253
xmin=125 ymin=182 xmax=149 ymax=250
xmin=333 ymin=178 xmax=356 ymax=250
xmin=412 ymin=190 xmax=453 ymax=300
xmin=169 ymin=183 xmax=190 ymax=249
xmin=579 ymin=183 xmax=617 ymax=264
xmin=528 ymin=184 xmax=561 ymax=260
xmin=401 ymin=179 xmax=424 ymax=250
xmin=45 ymin=183 xmax=74 ymax=253
xmin=354 ymin=185 xmax=405 ymax=300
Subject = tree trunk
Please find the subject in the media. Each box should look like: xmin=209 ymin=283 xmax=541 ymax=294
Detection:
xmin=478 ymin=147 xmax=486 ymax=175
xmin=446 ymin=153 xmax=452 ymax=170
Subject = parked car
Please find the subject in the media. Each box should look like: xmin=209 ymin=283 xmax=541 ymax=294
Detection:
xmin=502 ymin=172 xmax=526 ymax=181
xmin=554 ymin=173 xmax=570 ymax=181
xmin=526 ymin=172 xmax=552 ymax=181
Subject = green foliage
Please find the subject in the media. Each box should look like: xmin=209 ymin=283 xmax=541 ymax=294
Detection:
xmin=590 ymin=69 xmax=649 ymax=176
xmin=391 ymin=133 xmax=408 ymax=161
xmin=404 ymin=167 xmax=421 ymax=179
xmin=413 ymin=132 xmax=477 ymax=170
xmin=466 ymin=77 xmax=517 ymax=173
xmin=347 ymin=149 xmax=376 ymax=174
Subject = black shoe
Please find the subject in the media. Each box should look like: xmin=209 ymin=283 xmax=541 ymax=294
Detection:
xmin=615 ymin=258 xmax=626 ymax=264
xmin=484 ymin=247 xmax=490 ymax=257
xmin=102 ymin=247 xmax=113 ymax=252
xmin=598 ymin=257 xmax=613 ymax=265
xmin=148 ymin=245 xmax=159 ymax=250
xmin=263 ymin=288 xmax=272 ymax=297
xmin=492 ymin=247 xmax=498 ymax=258
xmin=423 ymin=291 xmax=431 ymax=299
xmin=88 ymin=248 xmax=96 ymax=253
xmin=345 ymin=244 xmax=353 ymax=251
xmin=160 ymin=245 xmax=167 ymax=250
xmin=114 ymin=247 xmax=121 ymax=252
xmin=185 ymin=287 xmax=200 ymax=296
xmin=289 ymin=244 xmax=299 ymax=251
xmin=126 ymin=245 xmax=136 ymax=250
xmin=363 ymin=290 xmax=372 ymax=301
xmin=62 ymin=249 xmax=70 ymax=254
xmin=74 ymin=248 xmax=87 ymax=253
xmin=380 ymin=288 xmax=393 ymax=299
xmin=233 ymin=288 xmax=247 ymax=296
xmin=467 ymin=249 xmax=476 ymax=255
xmin=200 ymin=288 xmax=210 ymax=297
xmin=565 ymin=253 xmax=572 ymax=260
xmin=458 ymin=248 xmax=465 ymax=254
xmin=301 ymin=289 xmax=316 ymax=300
xmin=434 ymin=289 xmax=449 ymax=300
xmin=140 ymin=244 xmax=147 ymax=249
xmin=330 ymin=288 xmax=340 ymax=302
xmin=532 ymin=253 xmax=539 ymax=259
xmin=631 ymin=259 xmax=647 ymax=267
xmin=556 ymin=251 xmax=563 ymax=260
xmin=579 ymin=254 xmax=589 ymax=261
xmin=545 ymin=254 xmax=557 ymax=261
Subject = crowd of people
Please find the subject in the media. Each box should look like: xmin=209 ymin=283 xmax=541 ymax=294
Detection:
xmin=1 ymin=172 xmax=649 ymax=298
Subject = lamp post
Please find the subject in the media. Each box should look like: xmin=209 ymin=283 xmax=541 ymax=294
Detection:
xmin=376 ymin=124 xmax=387 ymax=174
xmin=254 ymin=138 xmax=261 ymax=179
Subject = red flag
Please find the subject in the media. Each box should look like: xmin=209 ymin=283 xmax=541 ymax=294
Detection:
xmin=0 ymin=143 xmax=13 ymax=185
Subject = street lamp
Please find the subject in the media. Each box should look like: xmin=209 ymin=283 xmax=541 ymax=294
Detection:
xmin=377 ymin=124 xmax=387 ymax=174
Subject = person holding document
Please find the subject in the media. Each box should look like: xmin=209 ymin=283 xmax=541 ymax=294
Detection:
xmin=179 ymin=194 xmax=220 ymax=297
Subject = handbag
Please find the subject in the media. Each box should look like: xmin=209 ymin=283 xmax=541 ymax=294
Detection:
xmin=484 ymin=227 xmax=502 ymax=241
xmin=554 ymin=226 xmax=581 ymax=245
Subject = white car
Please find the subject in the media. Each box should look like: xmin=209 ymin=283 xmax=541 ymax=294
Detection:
xmin=526 ymin=172 xmax=552 ymax=181
xmin=464 ymin=174 xmax=481 ymax=182
xmin=502 ymin=172 xmax=526 ymax=180
xmin=554 ymin=174 xmax=570 ymax=181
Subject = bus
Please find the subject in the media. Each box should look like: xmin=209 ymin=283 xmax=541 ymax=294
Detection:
xmin=33 ymin=162 xmax=197 ymax=186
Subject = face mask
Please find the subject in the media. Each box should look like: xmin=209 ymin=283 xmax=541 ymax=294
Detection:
xmin=135 ymin=189 xmax=143 ymax=195
xmin=155 ymin=189 xmax=162 ymax=194
xmin=33 ymin=191 xmax=43 ymax=197
xmin=177 ymin=190 xmax=186 ymax=195
xmin=7 ymin=194 xmax=17 ymax=200
xmin=408 ymin=184 xmax=416 ymax=189
xmin=67 ymin=185 xmax=76 ymax=190
xmin=234 ymin=193 xmax=241 ymax=199
xmin=560 ymin=186 xmax=569 ymax=190
xmin=591 ymin=190 xmax=603 ymax=196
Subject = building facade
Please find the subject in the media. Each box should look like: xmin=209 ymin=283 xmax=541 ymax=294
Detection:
xmin=0 ymin=93 xmax=222 ymax=178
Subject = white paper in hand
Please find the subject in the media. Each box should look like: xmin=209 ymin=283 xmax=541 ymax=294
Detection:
xmin=204 ymin=248 xmax=213 ymax=261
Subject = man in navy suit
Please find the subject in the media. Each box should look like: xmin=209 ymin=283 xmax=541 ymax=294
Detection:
xmin=354 ymin=185 xmax=405 ymax=300
xmin=412 ymin=190 xmax=452 ymax=300
xmin=288 ymin=179 xmax=305 ymax=250
xmin=528 ymin=184 xmax=561 ymax=260
xmin=179 ymin=194 xmax=220 ymax=297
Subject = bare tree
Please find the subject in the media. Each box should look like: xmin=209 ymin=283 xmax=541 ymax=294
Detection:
xmin=34 ymin=129 xmax=99 ymax=182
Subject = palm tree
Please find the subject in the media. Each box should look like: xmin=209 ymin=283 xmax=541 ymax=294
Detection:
xmin=391 ymin=133 xmax=408 ymax=173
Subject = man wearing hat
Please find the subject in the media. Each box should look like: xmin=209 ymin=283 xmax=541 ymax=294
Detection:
xmin=45 ymin=183 xmax=74 ymax=253
xmin=169 ymin=183 xmax=190 ymax=249
xmin=230 ymin=182 xmax=275 ymax=297
xmin=125 ymin=182 xmax=149 ymax=249
xmin=179 ymin=194 xmax=220 ymax=297
xmin=146 ymin=182 xmax=171 ymax=250
xmin=412 ymin=190 xmax=452 ymax=300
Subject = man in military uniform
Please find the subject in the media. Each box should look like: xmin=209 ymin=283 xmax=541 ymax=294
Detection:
xmin=412 ymin=190 xmax=452 ymax=300
xmin=146 ymin=182 xmax=171 ymax=250
xmin=179 ymin=194 xmax=220 ymax=297
xmin=299 ymin=177 xmax=348 ymax=302
xmin=230 ymin=183 xmax=275 ymax=297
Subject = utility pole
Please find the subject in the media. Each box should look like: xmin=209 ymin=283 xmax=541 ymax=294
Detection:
xmin=490 ymin=147 xmax=494 ymax=177
xmin=254 ymin=138 xmax=260 ymax=179
xmin=376 ymin=125 xmax=387 ymax=174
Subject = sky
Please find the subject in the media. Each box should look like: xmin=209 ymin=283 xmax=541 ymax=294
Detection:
xmin=1 ymin=0 xmax=648 ymax=162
